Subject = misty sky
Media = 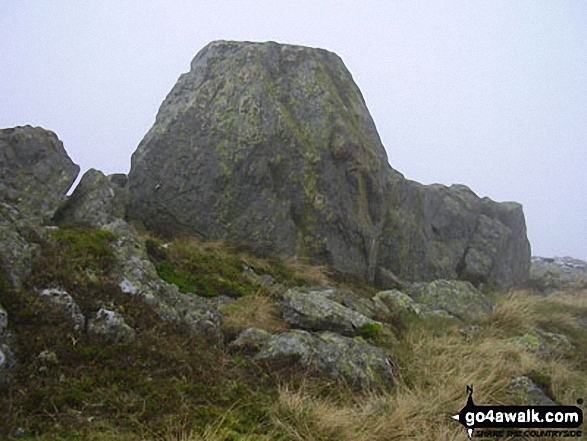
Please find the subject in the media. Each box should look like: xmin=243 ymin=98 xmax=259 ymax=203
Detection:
xmin=1 ymin=1 xmax=586 ymax=260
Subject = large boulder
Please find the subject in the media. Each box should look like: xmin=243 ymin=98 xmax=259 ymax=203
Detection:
xmin=53 ymin=169 xmax=128 ymax=228
xmin=0 ymin=126 xmax=79 ymax=223
xmin=0 ymin=126 xmax=79 ymax=289
xmin=127 ymin=41 xmax=530 ymax=288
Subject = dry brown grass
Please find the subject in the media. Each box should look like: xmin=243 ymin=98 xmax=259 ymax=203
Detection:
xmin=269 ymin=288 xmax=587 ymax=441
xmin=219 ymin=291 xmax=289 ymax=338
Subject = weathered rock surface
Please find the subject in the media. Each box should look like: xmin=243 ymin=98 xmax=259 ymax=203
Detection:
xmin=251 ymin=329 xmax=393 ymax=390
xmin=372 ymin=289 xmax=453 ymax=318
xmin=407 ymin=280 xmax=492 ymax=321
xmin=127 ymin=40 xmax=530 ymax=288
xmin=0 ymin=126 xmax=79 ymax=223
xmin=88 ymin=308 xmax=136 ymax=345
xmin=54 ymin=169 xmax=128 ymax=228
xmin=0 ymin=304 xmax=7 ymax=334
xmin=530 ymin=256 xmax=587 ymax=294
xmin=102 ymin=220 xmax=223 ymax=343
xmin=38 ymin=288 xmax=86 ymax=331
xmin=0 ymin=126 xmax=79 ymax=290
xmin=281 ymin=288 xmax=380 ymax=336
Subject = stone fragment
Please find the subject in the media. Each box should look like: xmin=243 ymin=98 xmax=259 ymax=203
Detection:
xmin=53 ymin=168 xmax=127 ymax=228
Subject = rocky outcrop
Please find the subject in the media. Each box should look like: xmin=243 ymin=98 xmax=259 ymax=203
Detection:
xmin=236 ymin=328 xmax=393 ymax=390
xmin=281 ymin=288 xmax=380 ymax=336
xmin=127 ymin=40 xmax=530 ymax=288
xmin=530 ymin=256 xmax=587 ymax=294
xmin=0 ymin=126 xmax=79 ymax=223
xmin=38 ymin=288 xmax=86 ymax=331
xmin=102 ymin=220 xmax=223 ymax=343
xmin=0 ymin=126 xmax=79 ymax=289
xmin=407 ymin=280 xmax=492 ymax=321
xmin=53 ymin=169 xmax=128 ymax=228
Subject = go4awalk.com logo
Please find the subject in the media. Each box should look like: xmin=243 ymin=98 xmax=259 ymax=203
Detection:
xmin=452 ymin=386 xmax=584 ymax=439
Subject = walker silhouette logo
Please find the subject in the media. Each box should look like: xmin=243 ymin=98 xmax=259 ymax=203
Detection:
xmin=451 ymin=386 xmax=583 ymax=439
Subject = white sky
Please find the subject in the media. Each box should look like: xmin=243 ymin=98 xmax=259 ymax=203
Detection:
xmin=1 ymin=1 xmax=586 ymax=260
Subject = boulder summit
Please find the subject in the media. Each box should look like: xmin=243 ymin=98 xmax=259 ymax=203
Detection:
xmin=128 ymin=40 xmax=530 ymax=288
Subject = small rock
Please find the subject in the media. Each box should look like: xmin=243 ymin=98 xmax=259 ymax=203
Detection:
xmin=230 ymin=327 xmax=271 ymax=352
xmin=38 ymin=350 xmax=59 ymax=364
xmin=281 ymin=288 xmax=381 ymax=336
xmin=0 ymin=304 xmax=7 ymax=333
xmin=88 ymin=308 xmax=136 ymax=345
xmin=39 ymin=288 xmax=85 ymax=331
xmin=510 ymin=375 xmax=556 ymax=405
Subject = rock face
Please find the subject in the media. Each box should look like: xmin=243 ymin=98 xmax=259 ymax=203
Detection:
xmin=127 ymin=40 xmax=530 ymax=288
xmin=0 ymin=126 xmax=79 ymax=289
xmin=0 ymin=126 xmax=79 ymax=223
xmin=53 ymin=169 xmax=128 ymax=228
xmin=530 ymin=256 xmax=587 ymax=294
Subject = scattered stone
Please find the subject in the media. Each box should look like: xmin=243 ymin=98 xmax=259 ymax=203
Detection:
xmin=507 ymin=333 xmax=550 ymax=356
xmin=256 ymin=329 xmax=393 ymax=390
xmin=281 ymin=288 xmax=380 ymax=336
xmin=229 ymin=327 xmax=272 ymax=352
xmin=407 ymin=280 xmax=492 ymax=321
xmin=372 ymin=289 xmax=425 ymax=316
xmin=88 ymin=308 xmax=136 ymax=345
xmin=530 ymin=256 xmax=587 ymax=294
xmin=39 ymin=288 xmax=85 ymax=331
xmin=510 ymin=376 xmax=556 ymax=405
xmin=53 ymin=168 xmax=128 ymax=228
xmin=459 ymin=325 xmax=482 ymax=337
xmin=37 ymin=350 xmax=59 ymax=365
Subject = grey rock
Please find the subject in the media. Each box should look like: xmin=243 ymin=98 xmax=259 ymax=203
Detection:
xmin=126 ymin=40 xmax=400 ymax=284
xmin=102 ymin=220 xmax=223 ymax=343
xmin=373 ymin=289 xmax=425 ymax=316
xmin=408 ymin=280 xmax=492 ymax=322
xmin=88 ymin=308 xmax=136 ymax=345
xmin=230 ymin=327 xmax=272 ymax=352
xmin=37 ymin=350 xmax=59 ymax=365
xmin=530 ymin=256 xmax=587 ymax=294
xmin=281 ymin=288 xmax=380 ymax=336
xmin=510 ymin=376 xmax=556 ymax=405
xmin=127 ymin=41 xmax=530 ymax=289
xmin=53 ymin=168 xmax=127 ymax=228
xmin=0 ymin=304 xmax=7 ymax=334
xmin=0 ymin=126 xmax=79 ymax=222
xmin=0 ymin=225 xmax=40 ymax=290
xmin=0 ymin=342 xmax=15 ymax=384
xmin=320 ymin=287 xmax=378 ymax=318
xmin=256 ymin=329 xmax=393 ymax=390
xmin=39 ymin=288 xmax=85 ymax=331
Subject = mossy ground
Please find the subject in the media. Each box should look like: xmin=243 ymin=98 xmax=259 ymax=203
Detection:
xmin=1 ymin=228 xmax=586 ymax=440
